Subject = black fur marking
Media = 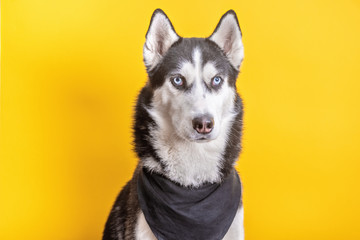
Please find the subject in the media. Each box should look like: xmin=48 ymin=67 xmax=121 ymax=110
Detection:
xmin=148 ymin=38 xmax=239 ymax=90
xmin=220 ymin=94 xmax=244 ymax=177
xmin=132 ymin=87 xmax=164 ymax=167
xmin=103 ymin=167 xmax=141 ymax=240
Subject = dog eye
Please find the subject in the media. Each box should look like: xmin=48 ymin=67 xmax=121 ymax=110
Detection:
xmin=211 ymin=76 xmax=223 ymax=87
xmin=171 ymin=76 xmax=185 ymax=88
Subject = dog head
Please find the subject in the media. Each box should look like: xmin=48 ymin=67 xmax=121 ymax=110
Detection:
xmin=143 ymin=9 xmax=244 ymax=143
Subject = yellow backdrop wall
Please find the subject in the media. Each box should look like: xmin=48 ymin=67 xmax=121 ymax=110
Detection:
xmin=1 ymin=0 xmax=360 ymax=239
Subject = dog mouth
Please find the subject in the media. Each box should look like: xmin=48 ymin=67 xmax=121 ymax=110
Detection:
xmin=195 ymin=137 xmax=210 ymax=142
xmin=190 ymin=133 xmax=216 ymax=143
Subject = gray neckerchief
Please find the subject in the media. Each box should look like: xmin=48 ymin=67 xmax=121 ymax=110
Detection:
xmin=137 ymin=167 xmax=241 ymax=240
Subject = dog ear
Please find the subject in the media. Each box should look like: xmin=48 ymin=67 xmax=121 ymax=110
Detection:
xmin=209 ymin=10 xmax=244 ymax=69
xmin=143 ymin=9 xmax=180 ymax=71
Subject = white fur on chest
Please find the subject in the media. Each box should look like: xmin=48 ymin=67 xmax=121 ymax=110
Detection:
xmin=145 ymin=104 xmax=236 ymax=187
xmin=135 ymin=207 xmax=244 ymax=240
xmin=147 ymin=131 xmax=227 ymax=187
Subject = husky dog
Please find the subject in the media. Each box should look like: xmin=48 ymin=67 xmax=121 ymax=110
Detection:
xmin=103 ymin=9 xmax=245 ymax=240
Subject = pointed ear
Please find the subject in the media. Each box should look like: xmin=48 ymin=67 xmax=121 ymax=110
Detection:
xmin=143 ymin=9 xmax=180 ymax=71
xmin=209 ymin=10 xmax=244 ymax=69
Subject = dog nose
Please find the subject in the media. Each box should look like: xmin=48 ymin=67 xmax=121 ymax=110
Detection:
xmin=192 ymin=115 xmax=214 ymax=134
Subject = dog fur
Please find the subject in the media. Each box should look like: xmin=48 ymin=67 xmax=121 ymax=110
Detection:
xmin=103 ymin=9 xmax=245 ymax=240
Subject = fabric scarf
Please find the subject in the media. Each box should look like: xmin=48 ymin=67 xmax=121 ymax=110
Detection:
xmin=137 ymin=168 xmax=241 ymax=240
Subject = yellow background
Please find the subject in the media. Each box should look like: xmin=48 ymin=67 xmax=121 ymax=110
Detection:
xmin=1 ymin=0 xmax=360 ymax=239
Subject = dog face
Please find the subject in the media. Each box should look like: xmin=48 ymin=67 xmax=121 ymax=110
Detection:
xmin=143 ymin=9 xmax=244 ymax=143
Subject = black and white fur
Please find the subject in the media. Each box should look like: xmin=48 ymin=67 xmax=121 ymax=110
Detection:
xmin=103 ymin=9 xmax=245 ymax=240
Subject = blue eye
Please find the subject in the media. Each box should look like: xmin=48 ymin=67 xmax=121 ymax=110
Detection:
xmin=212 ymin=76 xmax=222 ymax=86
xmin=173 ymin=77 xmax=183 ymax=85
xmin=171 ymin=76 xmax=184 ymax=87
